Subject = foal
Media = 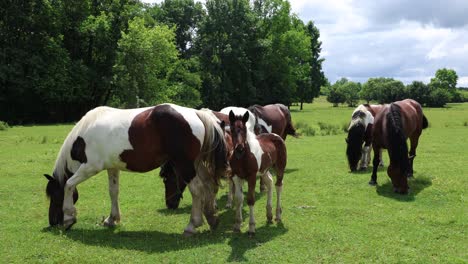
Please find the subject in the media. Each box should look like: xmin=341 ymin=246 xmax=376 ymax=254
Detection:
xmin=227 ymin=110 xmax=287 ymax=236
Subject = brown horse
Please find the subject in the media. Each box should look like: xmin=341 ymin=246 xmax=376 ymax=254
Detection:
xmin=346 ymin=104 xmax=385 ymax=171
xmin=369 ymin=99 xmax=428 ymax=194
xmin=227 ymin=110 xmax=286 ymax=236
xmin=44 ymin=104 xmax=227 ymax=235
xmin=248 ymin=104 xmax=298 ymax=140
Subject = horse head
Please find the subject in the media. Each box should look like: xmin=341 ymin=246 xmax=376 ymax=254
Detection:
xmin=387 ymin=164 xmax=409 ymax=194
xmin=346 ymin=121 xmax=366 ymax=172
xmin=228 ymin=110 xmax=250 ymax=159
xmin=44 ymin=174 xmax=78 ymax=226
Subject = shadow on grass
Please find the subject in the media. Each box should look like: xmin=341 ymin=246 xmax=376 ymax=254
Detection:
xmin=284 ymin=168 xmax=299 ymax=174
xmin=376 ymin=173 xmax=432 ymax=201
xmin=348 ymin=165 xmax=385 ymax=175
xmin=43 ymin=194 xmax=287 ymax=262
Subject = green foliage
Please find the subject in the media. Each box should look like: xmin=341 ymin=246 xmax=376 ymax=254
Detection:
xmin=0 ymin=121 xmax=9 ymax=131
xmin=294 ymin=121 xmax=316 ymax=136
xmin=341 ymin=81 xmax=361 ymax=107
xmin=426 ymin=87 xmax=450 ymax=107
xmin=113 ymin=17 xmax=180 ymax=107
xmin=406 ymin=81 xmax=430 ymax=104
xmin=360 ymin=77 xmax=405 ymax=104
xmin=327 ymin=79 xmax=347 ymax=107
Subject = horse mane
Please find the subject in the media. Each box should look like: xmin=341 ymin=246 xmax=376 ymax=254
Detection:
xmin=195 ymin=110 xmax=228 ymax=186
xmin=386 ymin=103 xmax=409 ymax=175
xmin=52 ymin=106 xmax=112 ymax=185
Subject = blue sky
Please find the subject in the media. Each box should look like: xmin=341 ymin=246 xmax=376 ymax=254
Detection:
xmin=142 ymin=0 xmax=468 ymax=86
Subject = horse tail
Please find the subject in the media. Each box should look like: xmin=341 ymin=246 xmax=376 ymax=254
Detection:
xmin=277 ymin=104 xmax=298 ymax=138
xmin=196 ymin=110 xmax=228 ymax=186
xmin=422 ymin=114 xmax=429 ymax=129
xmin=386 ymin=103 xmax=409 ymax=175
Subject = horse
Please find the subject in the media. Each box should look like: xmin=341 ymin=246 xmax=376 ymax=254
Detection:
xmin=346 ymin=104 xmax=385 ymax=171
xmin=248 ymin=104 xmax=298 ymax=140
xmin=44 ymin=103 xmax=228 ymax=235
xmin=160 ymin=107 xmax=257 ymax=210
xmin=227 ymin=110 xmax=286 ymax=236
xmin=369 ymin=99 xmax=428 ymax=194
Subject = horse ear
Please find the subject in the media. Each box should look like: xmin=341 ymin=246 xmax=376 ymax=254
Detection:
xmin=44 ymin=174 xmax=54 ymax=181
xmin=242 ymin=111 xmax=249 ymax=123
xmin=229 ymin=110 xmax=235 ymax=124
xmin=220 ymin=120 xmax=226 ymax=130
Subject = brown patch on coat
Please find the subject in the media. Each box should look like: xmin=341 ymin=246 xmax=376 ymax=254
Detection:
xmin=248 ymin=104 xmax=297 ymax=140
xmin=71 ymin=136 xmax=87 ymax=163
xmin=120 ymin=105 xmax=201 ymax=173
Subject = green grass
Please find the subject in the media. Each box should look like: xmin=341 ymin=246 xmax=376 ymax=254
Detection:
xmin=1 ymin=98 xmax=467 ymax=263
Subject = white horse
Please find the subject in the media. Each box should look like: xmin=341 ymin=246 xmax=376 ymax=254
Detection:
xmin=44 ymin=103 xmax=227 ymax=235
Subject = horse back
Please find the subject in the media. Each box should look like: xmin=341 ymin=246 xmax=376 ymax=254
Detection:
xmin=120 ymin=104 xmax=207 ymax=172
xmin=395 ymin=99 xmax=424 ymax=137
xmin=257 ymin=133 xmax=287 ymax=173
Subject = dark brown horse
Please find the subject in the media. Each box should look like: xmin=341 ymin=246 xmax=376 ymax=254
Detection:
xmin=369 ymin=99 xmax=428 ymax=194
xmin=248 ymin=104 xmax=298 ymax=140
xmin=346 ymin=104 xmax=385 ymax=171
xmin=44 ymin=104 xmax=227 ymax=235
xmin=227 ymin=110 xmax=286 ymax=236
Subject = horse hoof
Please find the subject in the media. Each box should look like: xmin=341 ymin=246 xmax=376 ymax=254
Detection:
xmin=275 ymin=218 xmax=282 ymax=223
xmin=368 ymin=180 xmax=377 ymax=186
xmin=63 ymin=218 xmax=77 ymax=231
xmin=359 ymin=167 xmax=367 ymax=171
xmin=247 ymin=231 xmax=255 ymax=238
xmin=225 ymin=204 xmax=232 ymax=209
xmin=260 ymin=186 xmax=266 ymax=192
xmin=209 ymin=218 xmax=219 ymax=231
xmin=233 ymin=227 xmax=241 ymax=233
xmin=183 ymin=230 xmax=196 ymax=237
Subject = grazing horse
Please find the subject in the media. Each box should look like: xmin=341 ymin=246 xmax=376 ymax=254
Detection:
xmin=227 ymin=110 xmax=286 ymax=236
xmin=44 ymin=104 xmax=227 ymax=235
xmin=161 ymin=107 xmax=258 ymax=210
xmin=346 ymin=104 xmax=385 ymax=171
xmin=369 ymin=99 xmax=428 ymax=194
xmin=248 ymin=104 xmax=298 ymax=140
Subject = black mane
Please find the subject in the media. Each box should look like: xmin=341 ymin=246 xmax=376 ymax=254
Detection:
xmin=386 ymin=103 xmax=409 ymax=175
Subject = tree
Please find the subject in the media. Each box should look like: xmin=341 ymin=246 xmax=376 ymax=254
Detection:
xmin=293 ymin=20 xmax=325 ymax=110
xmin=361 ymin=77 xmax=405 ymax=104
xmin=113 ymin=17 xmax=179 ymax=107
xmin=150 ymin=0 xmax=204 ymax=58
xmin=406 ymin=81 xmax=430 ymax=104
xmin=341 ymin=81 xmax=361 ymax=107
xmin=327 ymin=78 xmax=347 ymax=107
xmin=430 ymin=68 xmax=458 ymax=101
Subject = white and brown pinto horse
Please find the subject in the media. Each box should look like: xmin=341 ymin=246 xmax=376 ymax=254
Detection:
xmin=346 ymin=104 xmax=385 ymax=171
xmin=44 ymin=104 xmax=227 ymax=235
xmin=227 ymin=110 xmax=286 ymax=236
xmin=370 ymin=99 xmax=428 ymax=194
xmin=248 ymin=104 xmax=298 ymax=140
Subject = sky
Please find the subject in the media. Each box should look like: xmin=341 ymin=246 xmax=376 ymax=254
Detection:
xmin=142 ymin=0 xmax=468 ymax=86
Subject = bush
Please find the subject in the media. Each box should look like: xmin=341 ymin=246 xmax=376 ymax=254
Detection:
xmin=0 ymin=121 xmax=9 ymax=131
xmin=426 ymin=88 xmax=450 ymax=107
xmin=295 ymin=121 xmax=316 ymax=136
xmin=317 ymin=121 xmax=341 ymax=135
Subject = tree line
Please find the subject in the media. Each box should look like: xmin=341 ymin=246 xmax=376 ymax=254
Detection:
xmin=0 ymin=0 xmax=326 ymax=124
xmin=325 ymin=68 xmax=467 ymax=107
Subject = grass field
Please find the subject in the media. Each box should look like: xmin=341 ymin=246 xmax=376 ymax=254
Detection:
xmin=0 ymin=97 xmax=467 ymax=263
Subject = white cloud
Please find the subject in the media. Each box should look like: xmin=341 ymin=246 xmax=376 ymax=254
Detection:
xmin=140 ymin=0 xmax=468 ymax=86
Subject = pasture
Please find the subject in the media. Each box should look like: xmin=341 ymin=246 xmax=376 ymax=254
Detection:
xmin=0 ymin=97 xmax=466 ymax=263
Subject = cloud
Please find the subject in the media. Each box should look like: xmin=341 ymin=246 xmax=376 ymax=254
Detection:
xmin=141 ymin=0 xmax=468 ymax=87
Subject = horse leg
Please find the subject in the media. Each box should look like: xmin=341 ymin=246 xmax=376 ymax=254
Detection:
xmin=103 ymin=169 xmax=121 ymax=227
xmin=226 ymin=177 xmax=234 ymax=209
xmin=171 ymin=161 xmax=200 ymax=236
xmin=275 ymin=171 xmax=284 ymax=223
xmin=369 ymin=146 xmax=380 ymax=186
xmin=198 ymin=164 xmax=219 ymax=231
xmin=262 ymin=171 xmax=274 ymax=223
xmin=379 ymin=149 xmax=385 ymax=167
xmin=408 ymin=136 xmax=419 ymax=178
xmin=63 ymin=164 xmax=100 ymax=230
xmin=259 ymin=177 xmax=266 ymax=192
xmin=359 ymin=145 xmax=371 ymax=170
xmin=247 ymin=173 xmax=257 ymax=236
xmin=232 ymin=175 xmax=244 ymax=233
